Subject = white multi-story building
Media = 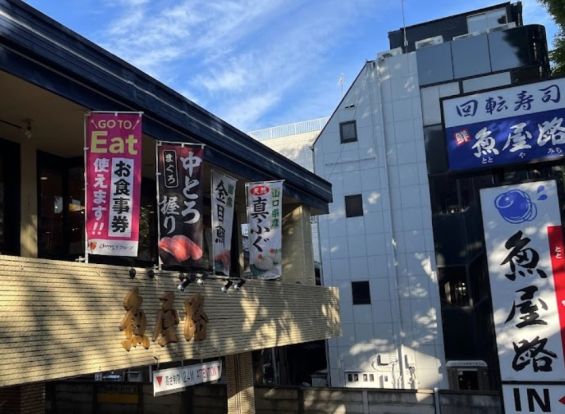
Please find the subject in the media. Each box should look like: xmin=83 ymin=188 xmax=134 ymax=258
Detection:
xmin=314 ymin=51 xmax=447 ymax=390
xmin=314 ymin=2 xmax=549 ymax=390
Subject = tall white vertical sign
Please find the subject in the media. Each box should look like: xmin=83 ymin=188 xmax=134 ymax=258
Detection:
xmin=480 ymin=180 xmax=565 ymax=413
xmin=246 ymin=180 xmax=284 ymax=279
xmin=211 ymin=171 xmax=237 ymax=276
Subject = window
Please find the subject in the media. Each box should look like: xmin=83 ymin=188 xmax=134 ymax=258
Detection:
xmin=345 ymin=194 xmax=363 ymax=217
xmin=352 ymin=281 xmax=371 ymax=305
xmin=467 ymin=8 xmax=507 ymax=33
xmin=0 ymin=139 xmax=19 ymax=255
xmin=438 ymin=266 xmax=470 ymax=306
xmin=340 ymin=121 xmax=357 ymax=143
xmin=346 ymin=371 xmax=375 ymax=385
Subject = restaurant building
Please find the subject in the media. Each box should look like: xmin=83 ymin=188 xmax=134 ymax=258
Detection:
xmin=0 ymin=1 xmax=340 ymax=413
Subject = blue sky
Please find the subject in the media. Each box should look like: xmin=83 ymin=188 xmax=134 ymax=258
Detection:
xmin=24 ymin=0 xmax=557 ymax=132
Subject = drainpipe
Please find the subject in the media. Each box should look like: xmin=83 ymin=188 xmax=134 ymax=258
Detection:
xmin=434 ymin=387 xmax=442 ymax=414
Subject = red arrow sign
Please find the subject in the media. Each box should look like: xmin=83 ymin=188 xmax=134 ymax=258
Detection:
xmin=156 ymin=376 xmax=163 ymax=386
xmin=559 ymin=395 xmax=565 ymax=405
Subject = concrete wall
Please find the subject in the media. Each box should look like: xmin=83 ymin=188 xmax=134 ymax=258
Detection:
xmin=47 ymin=383 xmax=502 ymax=414
xmin=255 ymin=386 xmax=501 ymax=414
xmin=282 ymin=205 xmax=316 ymax=285
xmin=196 ymin=385 xmax=502 ymax=414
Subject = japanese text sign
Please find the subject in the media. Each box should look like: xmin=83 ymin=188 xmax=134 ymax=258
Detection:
xmin=85 ymin=112 xmax=142 ymax=257
xmin=443 ymin=78 xmax=565 ymax=171
xmin=153 ymin=360 xmax=222 ymax=397
xmin=157 ymin=142 xmax=204 ymax=268
xmin=480 ymin=180 xmax=565 ymax=382
xmin=211 ymin=171 xmax=237 ymax=276
xmin=246 ymin=180 xmax=283 ymax=279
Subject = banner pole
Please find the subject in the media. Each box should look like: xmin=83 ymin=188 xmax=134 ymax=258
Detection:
xmin=155 ymin=141 xmax=163 ymax=272
xmin=211 ymin=169 xmax=216 ymax=277
xmin=83 ymin=112 xmax=89 ymax=264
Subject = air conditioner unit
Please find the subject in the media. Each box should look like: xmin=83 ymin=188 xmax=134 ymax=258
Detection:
xmin=415 ymin=35 xmax=443 ymax=49
xmin=452 ymin=32 xmax=480 ymax=41
xmin=488 ymin=22 xmax=516 ymax=32
xmin=127 ymin=370 xmax=143 ymax=383
xmin=377 ymin=47 xmax=403 ymax=61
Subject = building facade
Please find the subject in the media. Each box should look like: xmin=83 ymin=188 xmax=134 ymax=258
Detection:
xmin=249 ymin=117 xmax=329 ymax=269
xmin=0 ymin=1 xmax=339 ymax=413
xmin=314 ymin=1 xmax=550 ymax=390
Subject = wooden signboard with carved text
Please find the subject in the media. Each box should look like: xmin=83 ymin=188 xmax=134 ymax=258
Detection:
xmin=0 ymin=255 xmax=339 ymax=387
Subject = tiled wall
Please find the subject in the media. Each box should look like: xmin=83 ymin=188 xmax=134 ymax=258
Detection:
xmin=315 ymin=54 xmax=447 ymax=389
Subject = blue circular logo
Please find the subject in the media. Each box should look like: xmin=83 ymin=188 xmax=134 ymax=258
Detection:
xmin=494 ymin=189 xmax=537 ymax=224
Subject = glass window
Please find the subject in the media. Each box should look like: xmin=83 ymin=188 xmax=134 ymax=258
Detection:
xmin=37 ymin=154 xmax=87 ymax=261
xmin=488 ymin=28 xmax=532 ymax=72
xmin=0 ymin=156 xmax=3 ymax=250
xmin=451 ymin=33 xmax=491 ymax=79
xmin=352 ymin=281 xmax=371 ymax=305
xmin=467 ymin=8 xmax=507 ymax=33
xmin=439 ymin=266 xmax=470 ymax=306
xmin=0 ymin=139 xmax=19 ymax=255
xmin=67 ymin=166 xmax=84 ymax=257
xmin=38 ymin=159 xmax=65 ymax=259
xmin=340 ymin=121 xmax=357 ymax=143
xmin=345 ymin=194 xmax=363 ymax=218
xmin=457 ymin=369 xmax=479 ymax=390
xmin=416 ymin=42 xmax=454 ymax=86
xmin=424 ymin=126 xmax=448 ymax=174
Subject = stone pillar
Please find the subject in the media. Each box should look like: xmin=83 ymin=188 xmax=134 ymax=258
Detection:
xmin=226 ymin=352 xmax=255 ymax=414
xmin=282 ymin=204 xmax=315 ymax=285
xmin=20 ymin=142 xmax=38 ymax=258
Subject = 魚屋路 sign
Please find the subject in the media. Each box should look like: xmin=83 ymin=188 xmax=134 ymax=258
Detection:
xmin=442 ymin=78 xmax=565 ymax=171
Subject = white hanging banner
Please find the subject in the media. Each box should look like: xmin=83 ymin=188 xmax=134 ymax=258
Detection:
xmin=211 ymin=170 xmax=237 ymax=276
xmin=246 ymin=180 xmax=284 ymax=279
xmin=153 ymin=360 xmax=222 ymax=397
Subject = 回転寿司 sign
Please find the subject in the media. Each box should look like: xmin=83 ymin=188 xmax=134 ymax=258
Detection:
xmin=442 ymin=78 xmax=565 ymax=171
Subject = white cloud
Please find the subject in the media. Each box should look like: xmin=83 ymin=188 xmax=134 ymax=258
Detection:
xmin=196 ymin=55 xmax=252 ymax=93
xmin=94 ymin=0 xmax=395 ymax=129
xmin=186 ymin=0 xmax=384 ymax=129
xmin=222 ymin=91 xmax=281 ymax=129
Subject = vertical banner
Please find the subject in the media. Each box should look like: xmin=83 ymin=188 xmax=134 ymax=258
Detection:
xmin=85 ymin=112 xmax=142 ymax=257
xmin=157 ymin=142 xmax=204 ymax=268
xmin=246 ymin=180 xmax=283 ymax=279
xmin=211 ymin=171 xmax=237 ymax=276
xmin=480 ymin=180 xmax=565 ymax=383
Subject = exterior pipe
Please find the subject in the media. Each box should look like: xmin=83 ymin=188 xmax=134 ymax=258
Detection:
xmin=434 ymin=387 xmax=442 ymax=414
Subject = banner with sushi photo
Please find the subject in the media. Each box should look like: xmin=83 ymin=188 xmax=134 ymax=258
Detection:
xmin=211 ymin=170 xmax=237 ymax=276
xmin=246 ymin=180 xmax=284 ymax=279
xmin=156 ymin=142 xmax=204 ymax=269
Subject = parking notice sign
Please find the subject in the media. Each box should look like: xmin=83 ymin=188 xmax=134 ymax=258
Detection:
xmin=152 ymin=360 xmax=222 ymax=396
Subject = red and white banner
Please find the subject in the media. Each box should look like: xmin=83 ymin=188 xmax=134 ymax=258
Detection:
xmin=85 ymin=112 xmax=142 ymax=257
xmin=246 ymin=180 xmax=283 ymax=279
xmin=156 ymin=142 xmax=204 ymax=268
xmin=480 ymin=180 xmax=565 ymax=383
xmin=211 ymin=171 xmax=237 ymax=276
